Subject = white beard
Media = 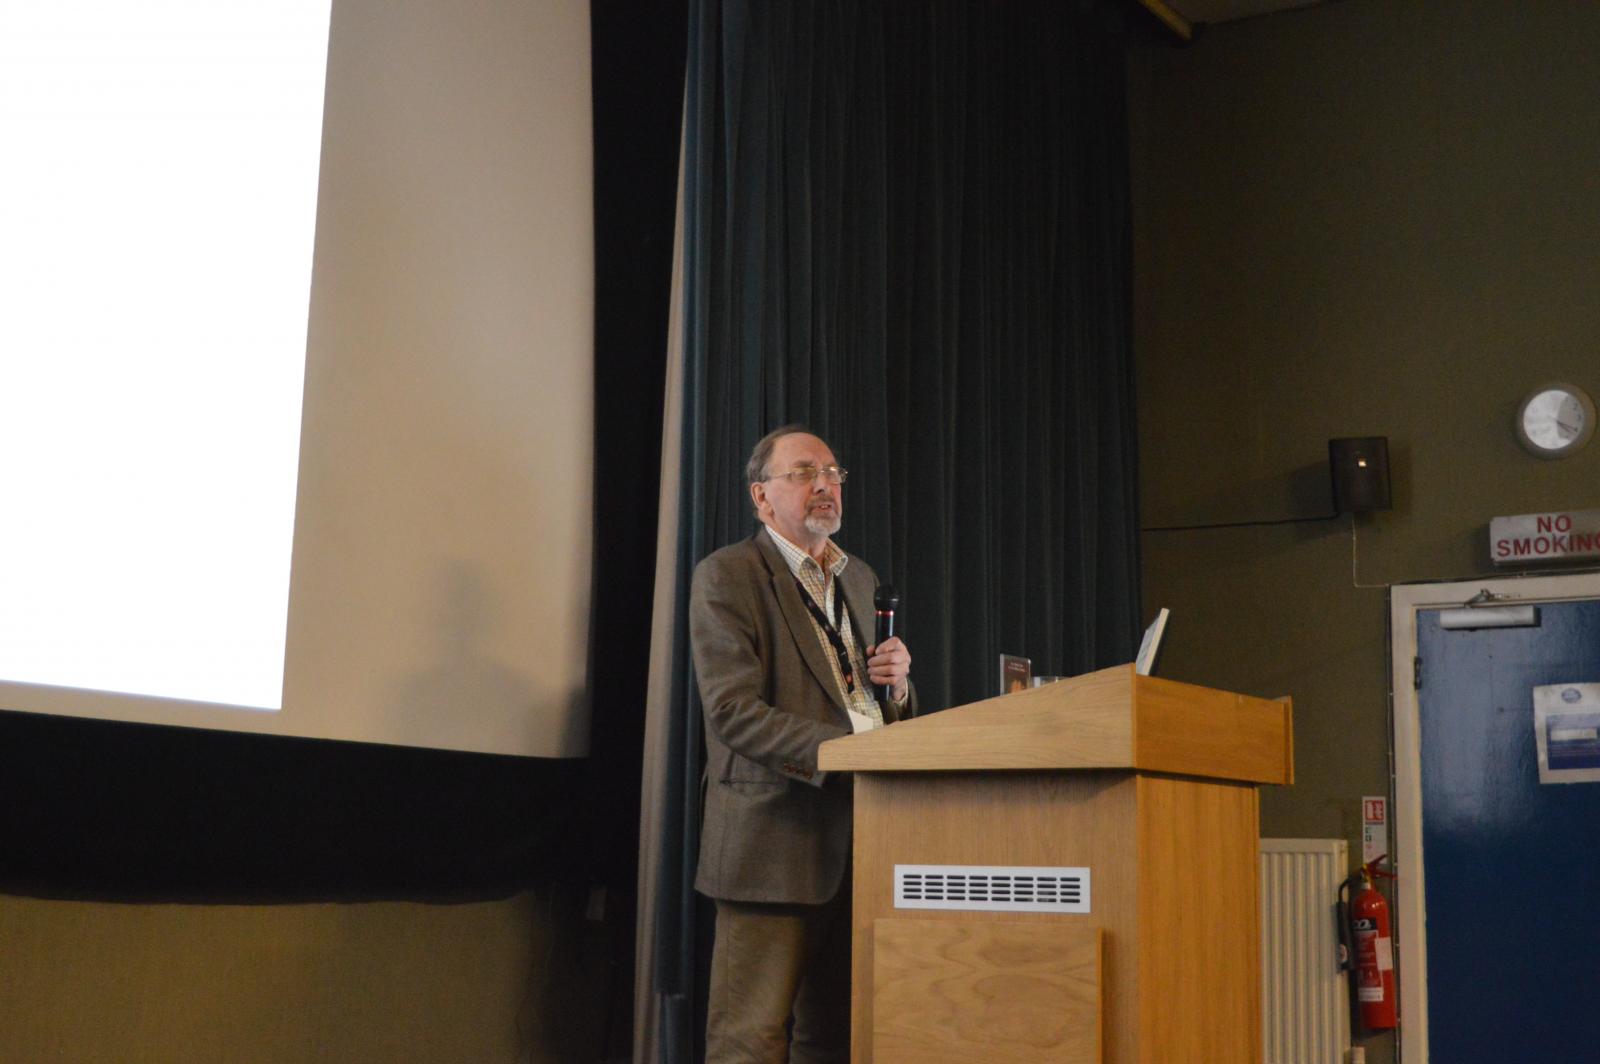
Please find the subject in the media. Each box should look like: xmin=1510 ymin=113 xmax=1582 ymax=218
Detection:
xmin=804 ymin=510 xmax=841 ymax=537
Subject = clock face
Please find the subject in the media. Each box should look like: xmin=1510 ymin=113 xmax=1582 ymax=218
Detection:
xmin=1517 ymin=384 xmax=1595 ymax=458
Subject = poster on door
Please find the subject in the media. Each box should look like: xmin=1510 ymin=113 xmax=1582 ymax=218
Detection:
xmin=1533 ymin=682 xmax=1600 ymax=784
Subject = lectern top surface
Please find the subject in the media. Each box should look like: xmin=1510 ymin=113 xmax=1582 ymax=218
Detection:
xmin=817 ymin=664 xmax=1293 ymax=784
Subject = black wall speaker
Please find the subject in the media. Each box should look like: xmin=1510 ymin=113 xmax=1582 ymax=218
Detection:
xmin=1328 ymin=437 xmax=1392 ymax=513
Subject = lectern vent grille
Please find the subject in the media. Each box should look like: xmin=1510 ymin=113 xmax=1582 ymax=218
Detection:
xmin=893 ymin=864 xmax=1091 ymax=913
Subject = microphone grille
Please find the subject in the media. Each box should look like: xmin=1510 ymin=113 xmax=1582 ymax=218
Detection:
xmin=874 ymin=585 xmax=899 ymax=611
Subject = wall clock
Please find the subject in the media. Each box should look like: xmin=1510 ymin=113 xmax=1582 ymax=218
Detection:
xmin=1515 ymin=382 xmax=1595 ymax=459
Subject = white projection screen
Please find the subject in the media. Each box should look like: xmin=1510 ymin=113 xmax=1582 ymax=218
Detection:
xmin=0 ymin=0 xmax=595 ymax=757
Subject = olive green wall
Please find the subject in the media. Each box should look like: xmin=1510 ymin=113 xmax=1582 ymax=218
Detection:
xmin=1129 ymin=1 xmax=1600 ymax=1060
xmin=0 ymin=886 xmax=613 ymax=1063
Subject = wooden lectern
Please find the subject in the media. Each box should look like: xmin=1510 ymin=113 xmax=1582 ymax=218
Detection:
xmin=817 ymin=664 xmax=1293 ymax=1064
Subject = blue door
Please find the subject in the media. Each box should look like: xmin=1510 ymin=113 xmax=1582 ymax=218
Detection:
xmin=1416 ymin=599 xmax=1600 ymax=1060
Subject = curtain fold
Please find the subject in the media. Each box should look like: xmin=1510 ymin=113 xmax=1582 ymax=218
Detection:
xmin=633 ymin=108 xmax=689 ymax=1064
xmin=648 ymin=3 xmax=1139 ymax=1059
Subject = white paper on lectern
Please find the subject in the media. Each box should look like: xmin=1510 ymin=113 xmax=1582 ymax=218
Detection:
xmin=847 ymin=708 xmax=879 ymax=733
xmin=1136 ymin=607 xmax=1171 ymax=676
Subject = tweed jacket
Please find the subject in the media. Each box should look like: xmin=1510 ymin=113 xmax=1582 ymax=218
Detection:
xmin=690 ymin=530 xmax=916 ymax=905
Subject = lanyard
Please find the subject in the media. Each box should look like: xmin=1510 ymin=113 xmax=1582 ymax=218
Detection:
xmin=792 ymin=574 xmax=856 ymax=693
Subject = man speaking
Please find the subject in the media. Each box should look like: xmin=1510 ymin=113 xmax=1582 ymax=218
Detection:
xmin=690 ymin=425 xmax=916 ymax=1064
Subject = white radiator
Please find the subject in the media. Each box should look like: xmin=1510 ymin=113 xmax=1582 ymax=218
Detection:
xmin=1259 ymin=838 xmax=1351 ymax=1064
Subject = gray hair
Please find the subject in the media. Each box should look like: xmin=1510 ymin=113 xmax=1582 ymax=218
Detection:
xmin=746 ymin=424 xmax=826 ymax=515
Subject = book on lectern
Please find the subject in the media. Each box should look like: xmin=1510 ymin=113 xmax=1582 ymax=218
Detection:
xmin=998 ymin=654 xmax=1032 ymax=696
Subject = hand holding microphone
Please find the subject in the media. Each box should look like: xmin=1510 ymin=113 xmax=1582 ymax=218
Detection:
xmin=867 ymin=585 xmax=910 ymax=706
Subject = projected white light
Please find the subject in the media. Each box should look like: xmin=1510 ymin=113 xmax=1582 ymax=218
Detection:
xmin=0 ymin=1 xmax=332 ymax=709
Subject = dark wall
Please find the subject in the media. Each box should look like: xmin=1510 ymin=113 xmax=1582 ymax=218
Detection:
xmin=1128 ymin=3 xmax=1600 ymax=1062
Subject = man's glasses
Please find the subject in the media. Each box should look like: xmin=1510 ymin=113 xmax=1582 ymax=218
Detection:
xmin=765 ymin=464 xmax=849 ymax=486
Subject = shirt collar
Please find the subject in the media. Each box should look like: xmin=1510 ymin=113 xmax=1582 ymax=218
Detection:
xmin=764 ymin=525 xmax=848 ymax=579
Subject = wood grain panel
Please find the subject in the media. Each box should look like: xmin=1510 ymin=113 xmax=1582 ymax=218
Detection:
xmin=851 ymin=771 xmax=1139 ymax=1064
xmin=1133 ymin=677 xmax=1293 ymax=785
xmin=821 ymin=667 xmax=1292 ymax=785
xmin=822 ymin=666 xmax=1136 ymax=772
xmin=1135 ymin=774 xmax=1262 ymax=1062
xmin=872 ymin=918 xmax=1101 ymax=1064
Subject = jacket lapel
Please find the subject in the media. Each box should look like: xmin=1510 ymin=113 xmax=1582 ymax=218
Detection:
xmin=839 ymin=563 xmax=876 ymax=660
xmin=841 ymin=562 xmax=891 ymax=719
xmin=754 ymin=531 xmax=851 ymax=718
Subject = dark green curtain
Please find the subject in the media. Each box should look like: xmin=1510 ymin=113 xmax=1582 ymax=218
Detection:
xmin=657 ymin=1 xmax=1140 ymax=1058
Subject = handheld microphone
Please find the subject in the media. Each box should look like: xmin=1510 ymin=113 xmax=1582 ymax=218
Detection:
xmin=874 ymin=585 xmax=899 ymax=705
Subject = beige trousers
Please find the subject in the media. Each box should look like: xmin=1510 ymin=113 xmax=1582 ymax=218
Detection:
xmin=705 ymin=891 xmax=852 ymax=1064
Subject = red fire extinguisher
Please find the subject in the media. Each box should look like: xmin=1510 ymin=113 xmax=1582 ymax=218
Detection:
xmin=1338 ymin=856 xmax=1398 ymax=1031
